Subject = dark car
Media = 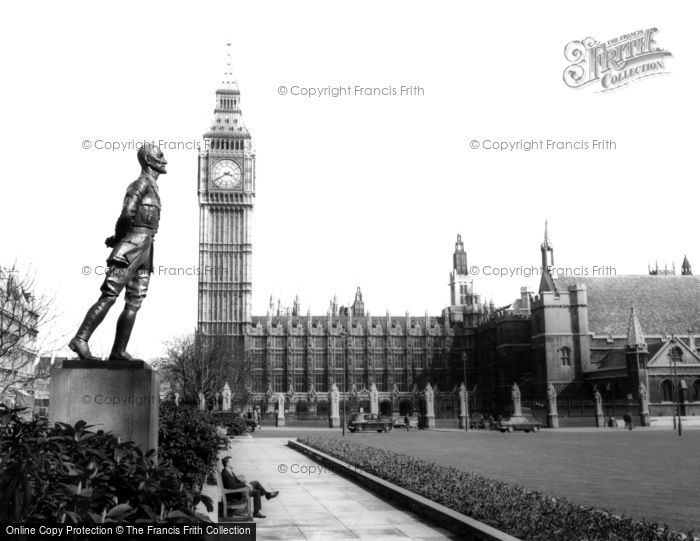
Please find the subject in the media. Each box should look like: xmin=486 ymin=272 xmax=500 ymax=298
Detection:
xmin=494 ymin=415 xmax=543 ymax=433
xmin=347 ymin=413 xmax=393 ymax=433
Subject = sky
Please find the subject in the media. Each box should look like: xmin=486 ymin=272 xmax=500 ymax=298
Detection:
xmin=1 ymin=1 xmax=697 ymax=360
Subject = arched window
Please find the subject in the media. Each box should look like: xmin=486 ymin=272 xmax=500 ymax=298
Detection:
xmin=560 ymin=346 xmax=571 ymax=367
xmin=693 ymin=379 xmax=700 ymax=402
xmin=661 ymin=380 xmax=674 ymax=402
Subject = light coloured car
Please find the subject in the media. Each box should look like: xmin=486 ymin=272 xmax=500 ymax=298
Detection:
xmin=494 ymin=416 xmax=543 ymax=433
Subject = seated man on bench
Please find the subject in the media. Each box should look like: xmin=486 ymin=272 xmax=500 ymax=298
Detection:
xmin=221 ymin=456 xmax=279 ymax=519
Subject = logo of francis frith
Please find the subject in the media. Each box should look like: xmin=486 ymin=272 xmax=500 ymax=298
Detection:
xmin=563 ymin=28 xmax=672 ymax=92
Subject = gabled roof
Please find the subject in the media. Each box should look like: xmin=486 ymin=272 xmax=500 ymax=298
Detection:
xmin=648 ymin=338 xmax=700 ymax=367
xmin=555 ymin=275 xmax=700 ymax=335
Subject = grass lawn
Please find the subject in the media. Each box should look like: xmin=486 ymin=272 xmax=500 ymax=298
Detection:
xmin=309 ymin=428 xmax=700 ymax=534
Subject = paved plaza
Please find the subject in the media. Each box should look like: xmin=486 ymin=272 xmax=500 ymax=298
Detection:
xmin=221 ymin=437 xmax=459 ymax=541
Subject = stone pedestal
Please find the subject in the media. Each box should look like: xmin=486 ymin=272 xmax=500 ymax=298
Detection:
xmin=221 ymin=382 xmax=232 ymax=412
xmin=275 ymin=393 xmax=286 ymax=427
xmin=369 ymin=383 xmax=379 ymax=415
xmin=458 ymin=383 xmax=468 ymax=430
xmin=329 ymin=384 xmax=340 ymax=428
xmin=638 ymin=383 xmax=650 ymax=427
xmin=511 ymin=383 xmax=522 ymax=417
xmin=49 ymin=359 xmax=159 ymax=455
xmin=594 ymin=390 xmax=604 ymax=428
xmin=546 ymin=381 xmax=558 ymax=429
xmin=424 ymin=383 xmax=436 ymax=430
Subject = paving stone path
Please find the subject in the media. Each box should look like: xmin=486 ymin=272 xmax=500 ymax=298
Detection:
xmin=222 ymin=437 xmax=459 ymax=541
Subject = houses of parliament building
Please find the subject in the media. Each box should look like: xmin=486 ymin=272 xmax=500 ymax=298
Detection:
xmin=197 ymin=63 xmax=700 ymax=422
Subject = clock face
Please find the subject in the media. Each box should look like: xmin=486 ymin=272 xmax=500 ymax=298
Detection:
xmin=211 ymin=159 xmax=242 ymax=189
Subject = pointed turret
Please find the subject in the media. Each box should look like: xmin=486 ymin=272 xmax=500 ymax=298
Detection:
xmin=682 ymin=255 xmax=692 ymax=276
xmin=453 ymin=234 xmax=468 ymax=275
xmin=626 ymin=307 xmax=647 ymax=351
xmin=351 ymin=287 xmax=365 ymax=317
xmin=206 ymin=44 xmax=249 ymax=140
xmin=449 ymin=233 xmax=474 ymax=306
xmin=539 ymin=221 xmax=556 ymax=293
xmin=625 ymin=306 xmax=649 ymax=397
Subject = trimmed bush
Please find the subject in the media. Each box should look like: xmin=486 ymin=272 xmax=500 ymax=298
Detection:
xmin=158 ymin=401 xmax=220 ymax=489
xmin=299 ymin=436 xmax=694 ymax=541
xmin=0 ymin=406 xmax=211 ymax=523
xmin=213 ymin=412 xmax=248 ymax=436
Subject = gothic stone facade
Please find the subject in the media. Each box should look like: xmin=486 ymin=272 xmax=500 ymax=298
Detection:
xmin=196 ymin=70 xmax=700 ymax=422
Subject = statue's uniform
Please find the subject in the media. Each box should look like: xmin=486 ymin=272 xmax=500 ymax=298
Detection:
xmin=100 ymin=173 xmax=161 ymax=310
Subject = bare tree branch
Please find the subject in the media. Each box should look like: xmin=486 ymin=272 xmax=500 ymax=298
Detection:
xmin=154 ymin=331 xmax=253 ymax=407
xmin=0 ymin=263 xmax=59 ymax=396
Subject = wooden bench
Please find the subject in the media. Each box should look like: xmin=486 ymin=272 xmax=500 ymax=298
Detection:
xmin=215 ymin=468 xmax=252 ymax=521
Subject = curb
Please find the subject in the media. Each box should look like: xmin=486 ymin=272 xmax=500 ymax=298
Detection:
xmin=287 ymin=439 xmax=521 ymax=541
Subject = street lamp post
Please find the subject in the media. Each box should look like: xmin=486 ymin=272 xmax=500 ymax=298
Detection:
xmin=673 ymin=352 xmax=682 ymax=437
xmin=341 ymin=331 xmax=348 ymax=437
xmin=668 ymin=340 xmax=683 ymax=436
xmin=462 ymin=351 xmax=469 ymax=433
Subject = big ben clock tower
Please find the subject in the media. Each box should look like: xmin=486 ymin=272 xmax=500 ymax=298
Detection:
xmin=197 ymin=49 xmax=255 ymax=362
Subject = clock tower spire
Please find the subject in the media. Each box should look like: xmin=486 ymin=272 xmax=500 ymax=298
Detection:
xmin=197 ymin=44 xmax=255 ymax=363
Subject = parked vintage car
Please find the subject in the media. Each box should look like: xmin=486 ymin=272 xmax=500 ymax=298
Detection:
xmin=392 ymin=416 xmax=406 ymax=428
xmin=347 ymin=413 xmax=393 ymax=433
xmin=494 ymin=415 xmax=543 ymax=433
xmin=392 ymin=416 xmax=419 ymax=429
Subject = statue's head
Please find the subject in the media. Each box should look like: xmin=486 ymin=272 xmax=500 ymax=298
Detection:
xmin=137 ymin=142 xmax=167 ymax=175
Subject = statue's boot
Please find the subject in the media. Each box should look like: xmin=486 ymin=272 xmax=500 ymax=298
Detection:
xmin=69 ymin=297 xmax=113 ymax=361
xmin=109 ymin=308 xmax=140 ymax=361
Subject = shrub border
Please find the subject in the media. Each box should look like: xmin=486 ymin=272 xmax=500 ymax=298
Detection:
xmin=287 ymin=439 xmax=520 ymax=541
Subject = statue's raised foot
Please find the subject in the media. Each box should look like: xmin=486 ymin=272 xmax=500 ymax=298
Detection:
xmin=68 ymin=337 xmax=101 ymax=361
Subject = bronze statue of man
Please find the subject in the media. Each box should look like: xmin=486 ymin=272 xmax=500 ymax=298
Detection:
xmin=69 ymin=143 xmax=167 ymax=361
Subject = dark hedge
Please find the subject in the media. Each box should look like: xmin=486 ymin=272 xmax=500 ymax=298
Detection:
xmin=299 ymin=436 xmax=695 ymax=541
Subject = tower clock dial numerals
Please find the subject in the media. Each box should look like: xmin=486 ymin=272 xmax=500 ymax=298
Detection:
xmin=211 ymin=159 xmax=242 ymax=189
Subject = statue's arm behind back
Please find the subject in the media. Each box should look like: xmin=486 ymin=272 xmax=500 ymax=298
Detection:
xmin=105 ymin=179 xmax=148 ymax=247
